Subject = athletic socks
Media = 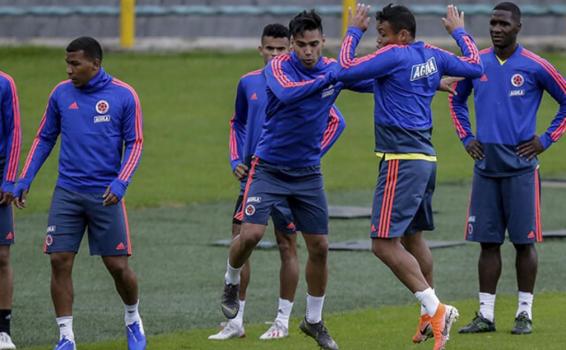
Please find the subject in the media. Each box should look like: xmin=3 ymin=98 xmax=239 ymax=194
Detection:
xmin=233 ymin=300 xmax=246 ymax=327
xmin=224 ymin=260 xmax=241 ymax=285
xmin=516 ymin=291 xmax=533 ymax=319
xmin=306 ymin=294 xmax=324 ymax=324
xmin=479 ymin=292 xmax=496 ymax=322
xmin=419 ymin=289 xmax=434 ymax=316
xmin=56 ymin=316 xmax=74 ymax=341
xmin=125 ymin=300 xmax=142 ymax=326
xmin=414 ymin=288 xmax=440 ymax=317
xmin=0 ymin=309 xmax=11 ymax=335
xmin=275 ymin=298 xmax=294 ymax=328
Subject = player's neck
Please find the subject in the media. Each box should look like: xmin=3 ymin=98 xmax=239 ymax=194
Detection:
xmin=494 ymin=42 xmax=518 ymax=61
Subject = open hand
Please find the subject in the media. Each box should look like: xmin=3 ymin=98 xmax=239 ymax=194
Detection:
xmin=349 ymin=3 xmax=371 ymax=32
xmin=442 ymin=5 xmax=465 ymax=34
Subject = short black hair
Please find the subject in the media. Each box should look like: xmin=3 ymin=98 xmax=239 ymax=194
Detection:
xmin=493 ymin=2 xmax=521 ymax=22
xmin=289 ymin=10 xmax=323 ymax=38
xmin=376 ymin=3 xmax=416 ymax=38
xmin=66 ymin=36 xmax=103 ymax=62
xmin=262 ymin=23 xmax=290 ymax=40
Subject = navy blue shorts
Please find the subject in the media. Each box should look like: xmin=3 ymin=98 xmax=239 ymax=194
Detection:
xmin=235 ymin=159 xmax=328 ymax=234
xmin=465 ymin=168 xmax=542 ymax=244
xmin=232 ymin=194 xmax=296 ymax=233
xmin=0 ymin=203 xmax=14 ymax=245
xmin=44 ymin=187 xmax=132 ymax=256
xmin=370 ymin=159 xmax=436 ymax=239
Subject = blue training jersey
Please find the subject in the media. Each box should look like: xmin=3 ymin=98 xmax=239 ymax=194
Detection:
xmin=449 ymin=45 xmax=566 ymax=176
xmin=0 ymin=71 xmax=21 ymax=194
xmin=17 ymin=68 xmax=143 ymax=199
xmin=229 ymin=67 xmax=346 ymax=188
xmin=255 ymin=52 xmax=371 ymax=167
xmin=337 ymin=27 xmax=483 ymax=156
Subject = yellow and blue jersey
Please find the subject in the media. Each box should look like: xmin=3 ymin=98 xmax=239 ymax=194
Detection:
xmin=338 ymin=26 xmax=483 ymax=158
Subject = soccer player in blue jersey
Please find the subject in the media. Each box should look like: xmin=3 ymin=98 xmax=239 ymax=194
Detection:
xmin=450 ymin=2 xmax=566 ymax=336
xmin=337 ymin=4 xmax=483 ymax=349
xmin=0 ymin=71 xmax=21 ymax=350
xmin=211 ymin=23 xmax=346 ymax=341
xmin=219 ymin=10 xmax=380 ymax=350
xmin=14 ymin=37 xmax=146 ymax=350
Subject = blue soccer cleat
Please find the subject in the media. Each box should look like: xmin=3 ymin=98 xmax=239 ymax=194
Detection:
xmin=53 ymin=337 xmax=76 ymax=350
xmin=126 ymin=321 xmax=147 ymax=350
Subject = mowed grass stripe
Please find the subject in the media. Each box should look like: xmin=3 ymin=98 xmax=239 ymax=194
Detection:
xmin=21 ymin=293 xmax=566 ymax=350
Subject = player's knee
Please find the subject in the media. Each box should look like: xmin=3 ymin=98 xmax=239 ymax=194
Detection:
xmin=306 ymin=239 xmax=328 ymax=260
xmin=50 ymin=254 xmax=74 ymax=272
xmin=371 ymin=239 xmax=389 ymax=260
xmin=0 ymin=251 xmax=9 ymax=270
xmin=104 ymin=259 xmax=130 ymax=278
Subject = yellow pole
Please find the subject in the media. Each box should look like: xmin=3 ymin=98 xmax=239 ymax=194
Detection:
xmin=120 ymin=0 xmax=135 ymax=48
xmin=342 ymin=0 xmax=356 ymax=37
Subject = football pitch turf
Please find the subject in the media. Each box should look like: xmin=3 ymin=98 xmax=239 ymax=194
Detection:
xmin=20 ymin=293 xmax=566 ymax=349
xmin=11 ymin=185 xmax=566 ymax=349
xmin=0 ymin=48 xmax=564 ymax=348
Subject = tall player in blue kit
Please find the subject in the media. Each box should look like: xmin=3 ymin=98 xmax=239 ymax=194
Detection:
xmin=336 ymin=4 xmax=483 ymax=349
xmin=210 ymin=23 xmax=345 ymax=341
xmin=450 ymin=2 xmax=566 ymax=336
xmin=14 ymin=37 xmax=146 ymax=350
xmin=219 ymin=10 xmax=378 ymax=350
xmin=0 ymin=70 xmax=21 ymax=350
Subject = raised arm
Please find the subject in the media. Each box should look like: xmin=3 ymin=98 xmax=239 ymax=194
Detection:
xmin=436 ymin=5 xmax=483 ymax=78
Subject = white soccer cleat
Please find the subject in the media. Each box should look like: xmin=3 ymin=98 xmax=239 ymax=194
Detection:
xmin=259 ymin=320 xmax=289 ymax=340
xmin=208 ymin=320 xmax=245 ymax=340
xmin=0 ymin=332 xmax=16 ymax=350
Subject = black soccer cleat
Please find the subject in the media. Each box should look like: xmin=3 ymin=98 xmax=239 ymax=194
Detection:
xmin=458 ymin=312 xmax=496 ymax=333
xmin=299 ymin=318 xmax=339 ymax=350
xmin=511 ymin=311 xmax=532 ymax=335
xmin=221 ymin=283 xmax=240 ymax=319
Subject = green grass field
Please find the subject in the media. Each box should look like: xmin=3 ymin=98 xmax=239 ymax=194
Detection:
xmin=0 ymin=48 xmax=564 ymax=349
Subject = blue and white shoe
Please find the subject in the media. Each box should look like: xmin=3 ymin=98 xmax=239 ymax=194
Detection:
xmin=126 ymin=321 xmax=147 ymax=350
xmin=54 ymin=337 xmax=76 ymax=350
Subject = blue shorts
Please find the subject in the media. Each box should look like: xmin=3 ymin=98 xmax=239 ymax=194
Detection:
xmin=370 ymin=159 xmax=436 ymax=239
xmin=232 ymin=194 xmax=296 ymax=234
xmin=0 ymin=203 xmax=14 ymax=245
xmin=235 ymin=159 xmax=328 ymax=234
xmin=44 ymin=186 xmax=132 ymax=256
xmin=465 ymin=168 xmax=542 ymax=244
